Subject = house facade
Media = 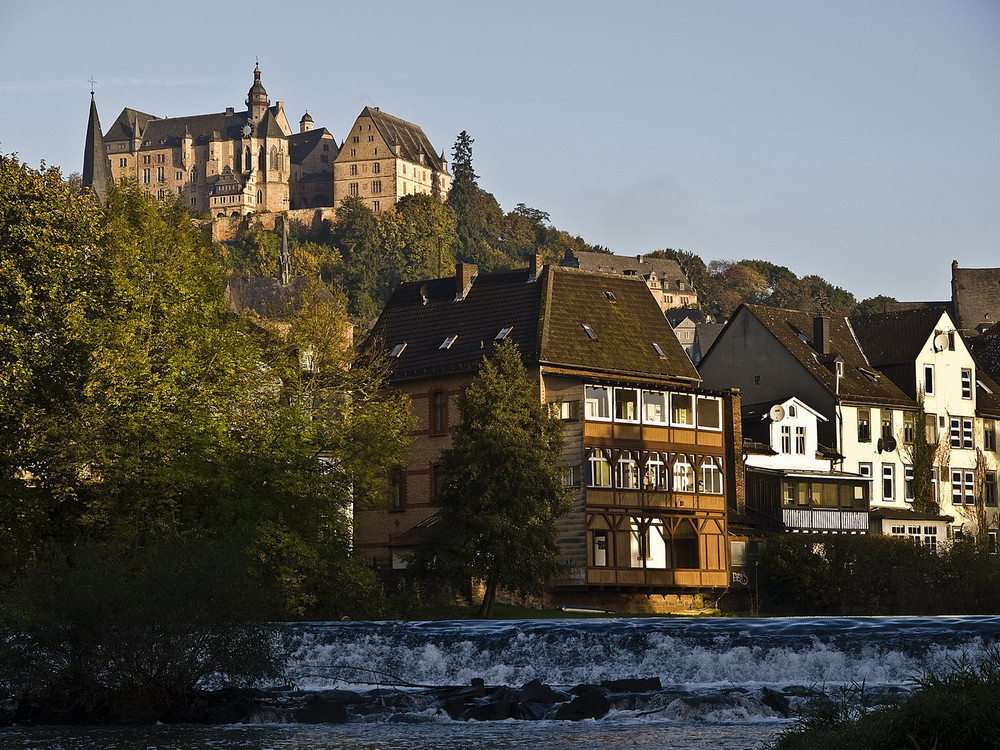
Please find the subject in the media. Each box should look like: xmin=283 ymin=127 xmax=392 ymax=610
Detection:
xmin=356 ymin=260 xmax=742 ymax=612
xmin=700 ymin=304 xmax=1000 ymax=548
xmin=742 ymin=397 xmax=869 ymax=535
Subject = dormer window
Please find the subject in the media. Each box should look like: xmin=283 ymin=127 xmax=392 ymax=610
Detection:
xmin=390 ymin=342 xmax=407 ymax=358
xmin=582 ymin=324 xmax=597 ymax=340
xmin=440 ymin=335 xmax=458 ymax=350
xmin=495 ymin=327 xmax=513 ymax=341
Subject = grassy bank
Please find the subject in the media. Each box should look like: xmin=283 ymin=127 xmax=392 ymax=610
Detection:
xmin=766 ymin=648 xmax=1000 ymax=750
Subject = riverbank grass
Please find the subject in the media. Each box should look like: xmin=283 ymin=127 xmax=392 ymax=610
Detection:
xmin=766 ymin=647 xmax=1000 ymax=750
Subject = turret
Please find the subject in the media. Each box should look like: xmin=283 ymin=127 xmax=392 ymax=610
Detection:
xmin=246 ymin=63 xmax=270 ymax=122
xmin=300 ymin=111 xmax=314 ymax=133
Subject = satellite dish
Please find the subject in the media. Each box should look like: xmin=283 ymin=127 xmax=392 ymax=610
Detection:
xmin=933 ymin=333 xmax=949 ymax=352
xmin=883 ymin=436 xmax=898 ymax=452
xmin=769 ymin=404 xmax=786 ymax=422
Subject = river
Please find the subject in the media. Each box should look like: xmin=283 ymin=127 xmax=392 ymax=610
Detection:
xmin=4 ymin=615 xmax=998 ymax=750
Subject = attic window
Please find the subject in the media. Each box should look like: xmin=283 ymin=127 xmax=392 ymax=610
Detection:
xmin=604 ymin=291 xmax=617 ymax=302
xmin=582 ymin=324 xmax=597 ymax=341
xmin=496 ymin=327 xmax=513 ymax=341
xmin=623 ymin=269 xmax=637 ymax=276
xmin=440 ymin=335 xmax=458 ymax=350
xmin=390 ymin=342 xmax=407 ymax=358
xmin=652 ymin=342 xmax=666 ymax=358
xmin=858 ymin=367 xmax=880 ymax=383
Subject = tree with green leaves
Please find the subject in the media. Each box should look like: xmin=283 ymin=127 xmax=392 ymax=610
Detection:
xmin=414 ymin=341 xmax=573 ymax=618
xmin=905 ymin=400 xmax=940 ymax=516
xmin=445 ymin=131 xmax=507 ymax=271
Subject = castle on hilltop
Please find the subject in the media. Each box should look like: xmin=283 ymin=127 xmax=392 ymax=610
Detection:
xmin=83 ymin=64 xmax=451 ymax=216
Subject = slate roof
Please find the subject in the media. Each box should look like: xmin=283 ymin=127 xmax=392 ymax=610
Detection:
xmin=362 ymin=107 xmax=448 ymax=172
xmin=288 ymin=128 xmax=336 ymax=164
xmin=224 ymin=276 xmax=315 ymax=319
xmin=563 ymin=250 xmax=692 ymax=291
xmin=741 ymin=304 xmax=913 ymax=406
xmin=365 ymin=265 xmax=698 ymax=384
xmin=970 ymin=325 xmax=1000 ymax=385
xmin=104 ymin=105 xmax=286 ymax=147
xmin=953 ymin=265 xmax=1000 ymax=335
xmin=849 ymin=308 xmax=949 ymax=368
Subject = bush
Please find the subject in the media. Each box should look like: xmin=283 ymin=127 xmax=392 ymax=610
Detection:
xmin=757 ymin=535 xmax=1000 ymax=616
xmin=0 ymin=534 xmax=287 ymax=723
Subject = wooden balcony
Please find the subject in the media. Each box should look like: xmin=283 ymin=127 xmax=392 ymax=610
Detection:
xmin=782 ymin=508 xmax=869 ymax=532
xmin=585 ymin=488 xmax=726 ymax=513
xmin=584 ymin=421 xmax=724 ymax=448
xmin=585 ymin=567 xmax=729 ymax=589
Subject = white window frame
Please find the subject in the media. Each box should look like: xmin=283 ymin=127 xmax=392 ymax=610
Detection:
xmin=641 ymin=390 xmax=668 ymax=424
xmin=614 ymin=388 xmax=640 ymax=423
xmin=923 ymin=364 xmax=935 ymax=396
xmin=671 ymin=393 xmax=695 ymax=428
xmin=700 ymin=458 xmax=724 ymax=494
xmin=672 ymin=456 xmax=695 ymax=492
xmin=588 ymin=448 xmax=612 ymax=488
xmin=882 ymin=463 xmax=895 ymax=501
xmin=585 ymin=385 xmax=611 ymax=421
xmin=696 ymin=396 xmax=722 ymax=430
xmin=961 ymin=368 xmax=972 ymax=399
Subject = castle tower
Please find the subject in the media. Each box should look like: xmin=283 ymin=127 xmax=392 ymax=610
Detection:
xmin=246 ymin=63 xmax=270 ymax=122
xmin=299 ymin=111 xmax=314 ymax=133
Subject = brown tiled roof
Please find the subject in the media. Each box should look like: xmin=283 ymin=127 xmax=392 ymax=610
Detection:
xmin=539 ymin=268 xmax=698 ymax=380
xmin=849 ymin=308 xmax=949 ymax=367
xmin=953 ymin=265 xmax=1000 ymax=335
xmin=365 ymin=265 xmax=698 ymax=383
xmin=743 ymin=304 xmax=913 ymax=406
xmin=362 ymin=107 xmax=448 ymax=173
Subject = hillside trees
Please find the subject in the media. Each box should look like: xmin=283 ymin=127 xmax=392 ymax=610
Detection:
xmin=413 ymin=341 xmax=573 ymax=618
xmin=0 ymin=158 xmax=409 ymax=621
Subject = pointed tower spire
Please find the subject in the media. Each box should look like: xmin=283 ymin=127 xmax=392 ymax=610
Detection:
xmin=82 ymin=86 xmax=111 ymax=203
xmin=279 ymin=216 xmax=291 ymax=286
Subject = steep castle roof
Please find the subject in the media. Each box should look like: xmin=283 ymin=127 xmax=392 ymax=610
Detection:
xmin=361 ymin=106 xmax=448 ymax=172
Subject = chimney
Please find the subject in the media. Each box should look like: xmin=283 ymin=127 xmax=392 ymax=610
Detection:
xmin=225 ymin=107 xmax=235 ymax=116
xmin=455 ymin=263 xmax=477 ymax=301
xmin=813 ymin=315 xmax=831 ymax=356
xmin=529 ymin=254 xmax=543 ymax=282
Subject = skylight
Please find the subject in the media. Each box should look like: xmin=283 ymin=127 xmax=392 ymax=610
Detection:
xmin=440 ymin=335 xmax=458 ymax=350
xmin=582 ymin=324 xmax=597 ymax=341
xmin=858 ymin=367 xmax=880 ymax=383
xmin=390 ymin=342 xmax=407 ymax=358
xmin=652 ymin=342 xmax=666 ymax=358
xmin=604 ymin=291 xmax=617 ymax=302
xmin=495 ymin=327 xmax=513 ymax=341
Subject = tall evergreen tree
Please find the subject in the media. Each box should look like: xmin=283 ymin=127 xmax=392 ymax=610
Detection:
xmin=445 ymin=131 xmax=506 ymax=271
xmin=414 ymin=341 xmax=573 ymax=617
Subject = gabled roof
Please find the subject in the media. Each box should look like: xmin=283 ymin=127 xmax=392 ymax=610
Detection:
xmin=739 ymin=304 xmax=913 ymax=406
xmin=288 ymin=127 xmax=336 ymax=163
xmin=358 ymin=107 xmax=448 ymax=172
xmin=364 ymin=265 xmax=698 ymax=383
xmin=849 ymin=307 xmax=951 ymax=368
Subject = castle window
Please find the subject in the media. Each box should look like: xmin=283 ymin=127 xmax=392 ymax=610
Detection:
xmin=157 ymin=154 xmax=165 ymax=163
xmin=353 ymin=136 xmax=359 ymax=143
xmin=350 ymin=164 xmax=358 ymax=175
xmin=323 ymin=144 xmax=329 ymax=151
xmin=175 ymin=171 xmax=183 ymax=180
xmin=320 ymin=155 xmax=328 ymax=163
xmin=156 ymin=167 xmax=164 ymax=181
xmin=119 ymin=158 xmax=127 ymax=167
xmin=368 ymin=135 xmax=374 ymax=142
xmin=373 ymin=201 xmax=380 ymax=211
xmin=372 ymin=181 xmax=382 ymax=193
xmin=256 ymin=190 xmax=262 ymax=204
xmin=143 ymin=155 xmax=151 ymax=164
xmin=349 ymin=183 xmax=359 ymax=196
xmin=142 ymin=169 xmax=150 ymax=184
xmin=373 ymin=162 xmax=381 ymax=174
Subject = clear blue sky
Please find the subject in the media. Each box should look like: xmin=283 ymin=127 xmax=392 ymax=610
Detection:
xmin=1 ymin=0 xmax=997 ymax=302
